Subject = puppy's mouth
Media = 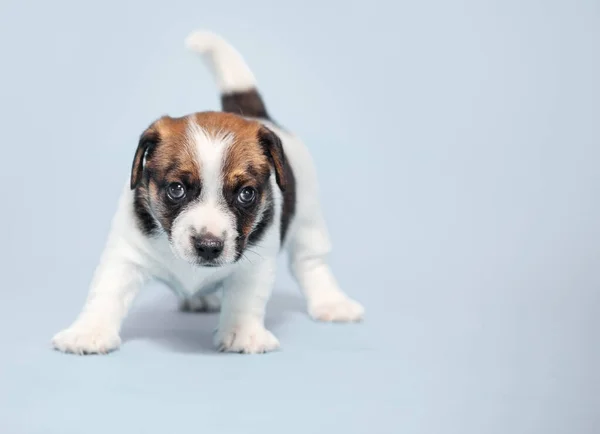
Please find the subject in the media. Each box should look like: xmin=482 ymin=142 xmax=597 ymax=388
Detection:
xmin=194 ymin=259 xmax=225 ymax=268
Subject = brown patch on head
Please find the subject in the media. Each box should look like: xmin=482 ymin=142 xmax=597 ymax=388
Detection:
xmin=131 ymin=116 xmax=199 ymax=188
xmin=145 ymin=116 xmax=200 ymax=183
xmin=188 ymin=112 xmax=288 ymax=191
xmin=133 ymin=112 xmax=285 ymax=192
xmin=194 ymin=113 xmax=270 ymax=189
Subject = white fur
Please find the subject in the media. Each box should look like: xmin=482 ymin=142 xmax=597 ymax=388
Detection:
xmin=186 ymin=30 xmax=256 ymax=93
xmin=52 ymin=31 xmax=364 ymax=355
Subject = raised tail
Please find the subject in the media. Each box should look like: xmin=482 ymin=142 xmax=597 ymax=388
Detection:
xmin=185 ymin=30 xmax=270 ymax=120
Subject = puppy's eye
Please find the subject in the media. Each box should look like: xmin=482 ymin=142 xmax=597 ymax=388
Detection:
xmin=237 ymin=187 xmax=256 ymax=206
xmin=167 ymin=182 xmax=186 ymax=201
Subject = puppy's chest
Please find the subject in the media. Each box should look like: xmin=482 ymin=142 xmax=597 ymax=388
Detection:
xmin=146 ymin=240 xmax=233 ymax=296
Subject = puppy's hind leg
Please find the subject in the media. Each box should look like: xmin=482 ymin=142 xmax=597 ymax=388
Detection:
xmin=287 ymin=214 xmax=364 ymax=323
xmin=180 ymin=287 xmax=221 ymax=313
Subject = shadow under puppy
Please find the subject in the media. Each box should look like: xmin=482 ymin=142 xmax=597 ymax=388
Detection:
xmin=52 ymin=30 xmax=364 ymax=355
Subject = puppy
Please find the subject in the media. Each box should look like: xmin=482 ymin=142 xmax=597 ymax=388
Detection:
xmin=52 ymin=31 xmax=364 ymax=355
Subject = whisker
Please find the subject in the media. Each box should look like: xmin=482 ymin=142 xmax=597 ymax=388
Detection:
xmin=241 ymin=253 xmax=254 ymax=265
xmin=245 ymin=248 xmax=264 ymax=260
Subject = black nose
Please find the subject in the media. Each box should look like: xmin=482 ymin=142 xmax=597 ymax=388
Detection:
xmin=193 ymin=234 xmax=224 ymax=260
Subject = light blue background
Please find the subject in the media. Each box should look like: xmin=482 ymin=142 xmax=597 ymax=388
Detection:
xmin=0 ymin=0 xmax=598 ymax=433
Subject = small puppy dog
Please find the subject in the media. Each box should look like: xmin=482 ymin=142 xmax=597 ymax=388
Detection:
xmin=52 ymin=31 xmax=363 ymax=355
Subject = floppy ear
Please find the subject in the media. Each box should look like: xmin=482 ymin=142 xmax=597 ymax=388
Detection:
xmin=130 ymin=127 xmax=159 ymax=189
xmin=258 ymin=127 xmax=287 ymax=191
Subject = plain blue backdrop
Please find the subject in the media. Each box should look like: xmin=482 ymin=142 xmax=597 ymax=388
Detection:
xmin=0 ymin=0 xmax=598 ymax=433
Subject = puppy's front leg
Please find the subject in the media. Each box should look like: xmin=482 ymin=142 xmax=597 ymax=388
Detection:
xmin=52 ymin=247 xmax=146 ymax=355
xmin=215 ymin=258 xmax=279 ymax=354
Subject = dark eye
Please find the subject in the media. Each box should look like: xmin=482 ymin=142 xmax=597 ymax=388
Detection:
xmin=237 ymin=187 xmax=256 ymax=206
xmin=167 ymin=182 xmax=186 ymax=201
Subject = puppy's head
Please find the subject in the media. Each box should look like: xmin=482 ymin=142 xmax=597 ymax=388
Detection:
xmin=131 ymin=112 xmax=286 ymax=267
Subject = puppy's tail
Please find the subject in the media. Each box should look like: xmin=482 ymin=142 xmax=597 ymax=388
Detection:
xmin=185 ymin=30 xmax=270 ymax=120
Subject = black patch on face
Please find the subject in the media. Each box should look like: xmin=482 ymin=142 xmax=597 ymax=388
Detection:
xmin=135 ymin=162 xmax=203 ymax=238
xmin=155 ymin=178 xmax=202 ymax=237
xmin=279 ymin=155 xmax=296 ymax=244
xmin=130 ymin=129 xmax=159 ymax=189
xmin=221 ymin=89 xmax=270 ymax=120
xmin=248 ymin=186 xmax=274 ymax=247
xmin=221 ymin=178 xmax=272 ymax=261
xmin=256 ymin=129 xmax=297 ymax=244
xmin=133 ymin=185 xmax=160 ymax=236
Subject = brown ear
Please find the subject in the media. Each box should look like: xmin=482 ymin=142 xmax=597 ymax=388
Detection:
xmin=130 ymin=127 xmax=160 ymax=189
xmin=258 ymin=127 xmax=287 ymax=191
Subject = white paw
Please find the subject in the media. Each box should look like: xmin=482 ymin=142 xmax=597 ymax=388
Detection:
xmin=309 ymin=297 xmax=364 ymax=322
xmin=180 ymin=293 xmax=221 ymax=313
xmin=215 ymin=322 xmax=280 ymax=354
xmin=51 ymin=324 xmax=121 ymax=355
